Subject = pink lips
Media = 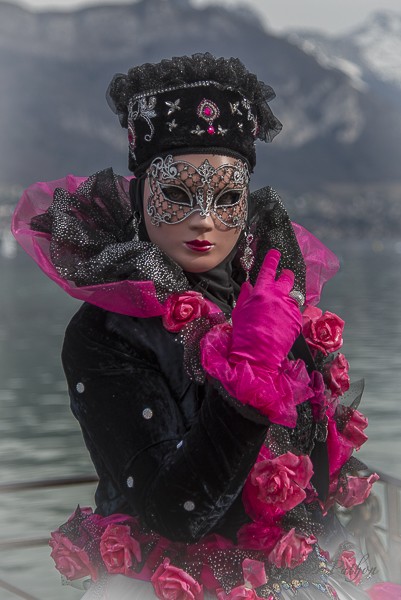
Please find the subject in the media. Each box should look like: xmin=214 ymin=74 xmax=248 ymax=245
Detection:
xmin=185 ymin=239 xmax=214 ymax=252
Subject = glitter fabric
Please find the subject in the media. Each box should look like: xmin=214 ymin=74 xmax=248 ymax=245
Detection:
xmin=12 ymin=170 xmax=338 ymax=316
xmin=247 ymin=186 xmax=307 ymax=302
xmin=146 ymin=154 xmax=249 ymax=229
xmin=26 ymin=169 xmax=189 ymax=311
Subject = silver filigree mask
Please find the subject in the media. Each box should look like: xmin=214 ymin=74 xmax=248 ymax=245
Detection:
xmin=146 ymin=155 xmax=250 ymax=230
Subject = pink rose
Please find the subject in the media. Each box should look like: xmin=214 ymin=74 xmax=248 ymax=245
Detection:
xmin=337 ymin=550 xmax=363 ymax=585
xmin=100 ymin=524 xmax=141 ymax=576
xmin=162 ymin=291 xmax=209 ymax=332
xmin=237 ymin=522 xmax=282 ymax=553
xmin=49 ymin=531 xmax=98 ymax=581
xmin=217 ymin=586 xmax=261 ymax=599
xmin=242 ymin=558 xmax=267 ymax=588
xmin=151 ymin=558 xmax=203 ymax=600
xmin=324 ymin=354 xmax=350 ymax=399
xmin=326 ymin=417 xmax=354 ymax=477
xmin=339 ymin=407 xmax=368 ymax=450
xmin=243 ymin=452 xmax=314 ymax=521
xmin=336 ymin=473 xmax=379 ymax=508
xmin=268 ymin=528 xmax=317 ymax=569
xmin=302 ymin=306 xmax=344 ymax=356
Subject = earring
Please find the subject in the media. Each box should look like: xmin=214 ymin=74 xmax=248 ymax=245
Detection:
xmin=240 ymin=232 xmax=255 ymax=281
xmin=130 ymin=211 xmax=142 ymax=242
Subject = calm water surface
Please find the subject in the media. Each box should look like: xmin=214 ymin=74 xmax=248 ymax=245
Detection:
xmin=1 ymin=240 xmax=400 ymax=599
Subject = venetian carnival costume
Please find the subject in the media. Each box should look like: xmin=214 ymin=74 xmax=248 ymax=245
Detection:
xmin=11 ymin=54 xmax=399 ymax=600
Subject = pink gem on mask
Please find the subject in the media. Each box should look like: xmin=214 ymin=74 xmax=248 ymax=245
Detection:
xmin=203 ymin=107 xmax=212 ymax=117
xmin=207 ymin=126 xmax=215 ymax=135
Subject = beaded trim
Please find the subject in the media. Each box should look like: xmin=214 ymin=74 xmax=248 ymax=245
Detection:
xmin=128 ymin=80 xmax=238 ymax=102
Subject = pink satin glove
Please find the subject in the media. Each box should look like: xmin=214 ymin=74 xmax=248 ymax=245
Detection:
xmin=230 ymin=249 xmax=302 ymax=372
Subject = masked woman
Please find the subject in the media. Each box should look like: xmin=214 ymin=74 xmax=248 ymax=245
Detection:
xmin=12 ymin=54 xmax=393 ymax=600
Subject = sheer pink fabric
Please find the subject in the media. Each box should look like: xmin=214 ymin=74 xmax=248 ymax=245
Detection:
xmin=292 ymin=222 xmax=340 ymax=306
xmin=12 ymin=175 xmax=339 ymax=316
xmin=11 ymin=175 xmax=166 ymax=318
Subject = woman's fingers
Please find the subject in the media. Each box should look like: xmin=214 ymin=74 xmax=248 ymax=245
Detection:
xmin=254 ymin=249 xmax=296 ymax=295
xmin=254 ymin=249 xmax=281 ymax=290
xmin=233 ymin=281 xmax=253 ymax=313
xmin=276 ymin=268 xmax=295 ymax=293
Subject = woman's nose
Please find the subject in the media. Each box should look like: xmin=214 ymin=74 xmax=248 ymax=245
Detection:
xmin=187 ymin=210 xmax=214 ymax=231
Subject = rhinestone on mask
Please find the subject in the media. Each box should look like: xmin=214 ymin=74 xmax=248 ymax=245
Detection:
xmin=146 ymin=154 xmax=249 ymax=229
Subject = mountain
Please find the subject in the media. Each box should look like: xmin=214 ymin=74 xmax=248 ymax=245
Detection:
xmin=289 ymin=10 xmax=401 ymax=101
xmin=1 ymin=1 xmax=401 ymax=237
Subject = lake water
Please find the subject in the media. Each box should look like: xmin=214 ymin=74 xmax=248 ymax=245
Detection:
xmin=1 ymin=239 xmax=401 ymax=599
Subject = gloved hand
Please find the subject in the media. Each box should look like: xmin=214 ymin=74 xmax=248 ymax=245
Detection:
xmin=230 ymin=249 xmax=302 ymax=372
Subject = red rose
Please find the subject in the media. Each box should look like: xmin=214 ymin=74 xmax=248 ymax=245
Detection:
xmin=339 ymin=408 xmax=368 ymax=450
xmin=324 ymin=354 xmax=350 ymax=399
xmin=243 ymin=452 xmax=314 ymax=521
xmin=268 ymin=528 xmax=317 ymax=569
xmin=242 ymin=558 xmax=267 ymax=588
xmin=337 ymin=550 xmax=363 ymax=585
xmin=302 ymin=306 xmax=344 ymax=356
xmin=162 ymin=291 xmax=209 ymax=332
xmin=336 ymin=473 xmax=379 ymax=508
xmin=49 ymin=531 xmax=98 ymax=581
xmin=151 ymin=558 xmax=203 ymax=600
xmin=217 ymin=585 xmax=261 ymax=599
xmin=100 ymin=524 xmax=141 ymax=576
xmin=237 ymin=522 xmax=282 ymax=553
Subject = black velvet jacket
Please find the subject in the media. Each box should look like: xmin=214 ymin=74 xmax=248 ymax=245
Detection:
xmin=62 ymin=302 xmax=328 ymax=545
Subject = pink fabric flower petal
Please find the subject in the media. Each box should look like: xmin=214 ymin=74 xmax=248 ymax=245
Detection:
xmin=337 ymin=550 xmax=363 ymax=585
xmin=49 ymin=531 xmax=98 ymax=581
xmin=151 ymin=558 xmax=203 ymax=600
xmin=237 ymin=522 xmax=283 ymax=553
xmin=241 ymin=558 xmax=267 ymax=588
xmin=336 ymin=473 xmax=379 ymax=508
xmin=100 ymin=524 xmax=142 ymax=576
xmin=242 ymin=452 xmax=314 ymax=522
xmin=340 ymin=408 xmax=369 ymax=450
xmin=323 ymin=353 xmax=350 ymax=400
xmin=217 ymin=586 xmax=261 ymax=600
xmin=162 ymin=291 xmax=211 ymax=332
xmin=302 ymin=306 xmax=344 ymax=356
xmin=268 ymin=528 xmax=317 ymax=569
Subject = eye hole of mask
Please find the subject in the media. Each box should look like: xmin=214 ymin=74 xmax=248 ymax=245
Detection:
xmin=160 ymin=184 xmax=192 ymax=206
xmin=215 ymin=189 xmax=243 ymax=208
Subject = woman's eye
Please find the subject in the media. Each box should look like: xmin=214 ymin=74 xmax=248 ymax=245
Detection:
xmin=162 ymin=186 xmax=191 ymax=205
xmin=215 ymin=191 xmax=241 ymax=207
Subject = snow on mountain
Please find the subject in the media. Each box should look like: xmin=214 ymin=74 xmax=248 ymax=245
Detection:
xmin=351 ymin=11 xmax=401 ymax=88
xmin=289 ymin=11 xmax=401 ymax=94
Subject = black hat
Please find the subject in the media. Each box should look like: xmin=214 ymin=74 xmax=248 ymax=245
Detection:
xmin=106 ymin=53 xmax=282 ymax=174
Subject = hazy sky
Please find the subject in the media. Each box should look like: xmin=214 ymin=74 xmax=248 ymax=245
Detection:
xmin=7 ymin=0 xmax=401 ymax=34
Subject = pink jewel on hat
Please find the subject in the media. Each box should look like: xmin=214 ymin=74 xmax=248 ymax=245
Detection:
xmin=197 ymin=98 xmax=220 ymax=135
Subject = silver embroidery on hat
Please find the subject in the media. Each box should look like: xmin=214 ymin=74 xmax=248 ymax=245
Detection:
xmin=165 ymin=99 xmax=181 ymax=116
xmin=128 ymin=96 xmax=157 ymax=160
